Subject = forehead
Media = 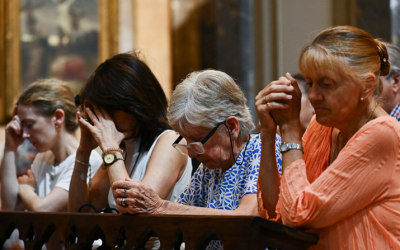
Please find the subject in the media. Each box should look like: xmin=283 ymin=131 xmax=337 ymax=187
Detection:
xmin=17 ymin=104 xmax=43 ymax=119
xmin=178 ymin=123 xmax=212 ymax=140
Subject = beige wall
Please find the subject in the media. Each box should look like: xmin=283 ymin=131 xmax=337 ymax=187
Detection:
xmin=258 ymin=0 xmax=333 ymax=87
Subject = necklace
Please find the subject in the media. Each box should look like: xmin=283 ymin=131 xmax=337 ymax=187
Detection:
xmin=334 ymin=102 xmax=379 ymax=160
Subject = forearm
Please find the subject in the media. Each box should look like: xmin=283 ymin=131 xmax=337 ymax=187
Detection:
xmin=0 ymin=150 xmax=20 ymax=211
xmin=279 ymin=121 xmax=303 ymax=171
xmin=18 ymin=186 xmax=44 ymax=211
xmin=106 ymin=161 xmax=129 ymax=185
xmin=68 ymin=146 xmax=91 ymax=212
xmin=258 ymin=130 xmax=281 ymax=218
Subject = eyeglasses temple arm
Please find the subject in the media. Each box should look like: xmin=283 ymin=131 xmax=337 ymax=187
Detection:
xmin=173 ymin=135 xmax=183 ymax=145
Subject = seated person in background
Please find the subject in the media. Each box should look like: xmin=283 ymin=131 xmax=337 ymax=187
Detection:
xmin=292 ymin=73 xmax=315 ymax=134
xmin=0 ymin=80 xmax=102 ymax=249
xmin=111 ymin=70 xmax=282 ymax=249
xmin=68 ymin=52 xmax=192 ymax=213
xmin=379 ymin=43 xmax=400 ymax=121
xmin=256 ymin=26 xmax=400 ymax=249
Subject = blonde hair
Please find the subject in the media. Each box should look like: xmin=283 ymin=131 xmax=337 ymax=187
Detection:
xmin=17 ymin=79 xmax=78 ymax=132
xmin=168 ymin=70 xmax=255 ymax=140
xmin=299 ymin=26 xmax=390 ymax=97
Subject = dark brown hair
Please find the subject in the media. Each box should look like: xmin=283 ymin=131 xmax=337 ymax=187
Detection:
xmin=17 ymin=79 xmax=78 ymax=132
xmin=80 ymin=52 xmax=170 ymax=152
xmin=299 ymin=26 xmax=390 ymax=97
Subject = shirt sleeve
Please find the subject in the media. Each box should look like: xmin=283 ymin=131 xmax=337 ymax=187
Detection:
xmin=176 ymin=165 xmax=205 ymax=207
xmin=278 ymin=119 xmax=398 ymax=229
xmin=55 ymin=161 xmax=74 ymax=192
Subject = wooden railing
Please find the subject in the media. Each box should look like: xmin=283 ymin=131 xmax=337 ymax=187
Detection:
xmin=0 ymin=211 xmax=318 ymax=250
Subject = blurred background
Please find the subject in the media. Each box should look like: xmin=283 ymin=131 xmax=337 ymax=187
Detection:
xmin=0 ymin=0 xmax=397 ymax=171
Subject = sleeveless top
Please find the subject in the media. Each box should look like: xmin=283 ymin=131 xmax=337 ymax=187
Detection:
xmin=108 ymin=130 xmax=192 ymax=208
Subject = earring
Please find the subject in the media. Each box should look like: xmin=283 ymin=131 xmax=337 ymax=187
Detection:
xmin=361 ymin=97 xmax=364 ymax=101
xmin=232 ymin=136 xmax=236 ymax=140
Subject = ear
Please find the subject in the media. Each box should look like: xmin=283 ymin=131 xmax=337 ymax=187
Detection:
xmin=392 ymin=73 xmax=400 ymax=94
xmin=224 ymin=116 xmax=240 ymax=140
xmin=53 ymin=108 xmax=65 ymax=129
xmin=361 ymin=73 xmax=377 ymax=99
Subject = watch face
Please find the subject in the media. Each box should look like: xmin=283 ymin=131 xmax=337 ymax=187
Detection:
xmin=281 ymin=143 xmax=288 ymax=152
xmin=104 ymin=153 xmax=115 ymax=164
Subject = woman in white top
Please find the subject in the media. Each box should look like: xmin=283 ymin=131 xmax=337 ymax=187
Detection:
xmin=0 ymin=79 xmax=102 ymax=249
xmin=68 ymin=53 xmax=192 ymax=215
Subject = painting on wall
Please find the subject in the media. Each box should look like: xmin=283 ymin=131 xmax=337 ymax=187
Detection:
xmin=20 ymin=0 xmax=99 ymax=94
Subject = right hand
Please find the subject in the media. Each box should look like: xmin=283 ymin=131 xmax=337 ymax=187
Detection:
xmin=5 ymin=106 xmax=24 ymax=151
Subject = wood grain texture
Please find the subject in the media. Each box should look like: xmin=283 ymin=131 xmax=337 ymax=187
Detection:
xmin=0 ymin=211 xmax=318 ymax=250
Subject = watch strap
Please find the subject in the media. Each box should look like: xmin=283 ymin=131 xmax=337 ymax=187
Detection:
xmin=280 ymin=142 xmax=304 ymax=153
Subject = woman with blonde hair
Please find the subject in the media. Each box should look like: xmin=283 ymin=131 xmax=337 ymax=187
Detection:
xmin=256 ymin=26 xmax=400 ymax=249
xmin=0 ymin=80 xmax=102 ymax=247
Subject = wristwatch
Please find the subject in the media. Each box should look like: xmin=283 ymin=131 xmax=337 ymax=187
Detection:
xmin=280 ymin=142 xmax=304 ymax=153
xmin=102 ymin=151 xmax=124 ymax=167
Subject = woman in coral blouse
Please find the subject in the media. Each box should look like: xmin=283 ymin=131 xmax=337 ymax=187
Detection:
xmin=256 ymin=26 xmax=400 ymax=249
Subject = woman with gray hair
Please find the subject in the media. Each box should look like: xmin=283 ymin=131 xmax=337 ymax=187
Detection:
xmin=110 ymin=70 xmax=282 ymax=249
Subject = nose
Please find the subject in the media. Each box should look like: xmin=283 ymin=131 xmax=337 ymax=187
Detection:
xmin=308 ymin=85 xmax=323 ymax=104
xmin=22 ymin=130 xmax=30 ymax=139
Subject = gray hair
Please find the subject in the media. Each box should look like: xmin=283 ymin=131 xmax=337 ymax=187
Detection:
xmin=168 ymin=69 xmax=255 ymax=140
xmin=385 ymin=43 xmax=400 ymax=79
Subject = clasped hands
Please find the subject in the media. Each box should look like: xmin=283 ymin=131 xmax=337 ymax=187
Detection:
xmin=255 ymin=73 xmax=302 ymax=133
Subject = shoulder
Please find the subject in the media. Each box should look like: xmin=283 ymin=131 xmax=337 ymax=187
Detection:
xmin=351 ymin=116 xmax=400 ymax=147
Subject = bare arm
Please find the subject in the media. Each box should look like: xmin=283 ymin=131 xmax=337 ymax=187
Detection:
xmin=113 ymin=179 xmax=257 ymax=216
xmin=19 ymin=185 xmax=68 ymax=212
xmin=141 ymin=131 xmax=188 ymax=199
xmin=1 ymin=107 xmax=24 ymax=211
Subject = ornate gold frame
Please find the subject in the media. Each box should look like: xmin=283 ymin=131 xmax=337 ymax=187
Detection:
xmin=0 ymin=0 xmax=119 ymax=124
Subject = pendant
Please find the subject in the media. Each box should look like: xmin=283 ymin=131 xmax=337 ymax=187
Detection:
xmin=80 ymin=172 xmax=85 ymax=180
xmin=89 ymin=179 xmax=92 ymax=190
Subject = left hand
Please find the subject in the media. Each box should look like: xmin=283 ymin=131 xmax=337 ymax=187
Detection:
xmin=18 ymin=169 xmax=36 ymax=190
xmin=112 ymin=178 xmax=166 ymax=214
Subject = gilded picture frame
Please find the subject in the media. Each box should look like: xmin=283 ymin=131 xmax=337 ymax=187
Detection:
xmin=0 ymin=0 xmax=119 ymax=124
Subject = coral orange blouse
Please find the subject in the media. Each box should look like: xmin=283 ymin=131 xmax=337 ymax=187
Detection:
xmin=258 ymin=116 xmax=400 ymax=249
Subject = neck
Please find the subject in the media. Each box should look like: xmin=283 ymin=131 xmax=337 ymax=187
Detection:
xmin=336 ymin=100 xmax=377 ymax=147
xmin=51 ymin=129 xmax=79 ymax=166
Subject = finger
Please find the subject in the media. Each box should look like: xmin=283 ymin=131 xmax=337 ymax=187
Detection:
xmin=256 ymin=93 xmax=292 ymax=106
xmin=99 ymin=107 xmax=112 ymax=121
xmin=84 ymin=104 xmax=99 ymax=126
xmin=256 ymin=84 xmax=294 ymax=101
xmin=27 ymin=169 xmax=34 ymax=178
xmin=90 ymin=103 xmax=105 ymax=122
xmin=7 ymin=120 xmax=22 ymax=136
xmin=286 ymin=73 xmax=302 ymax=95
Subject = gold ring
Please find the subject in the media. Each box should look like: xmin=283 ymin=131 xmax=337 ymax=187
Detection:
xmin=267 ymin=102 xmax=270 ymax=107
xmin=263 ymin=96 xmax=268 ymax=104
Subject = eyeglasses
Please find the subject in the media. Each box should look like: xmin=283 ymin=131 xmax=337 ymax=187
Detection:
xmin=172 ymin=121 xmax=227 ymax=155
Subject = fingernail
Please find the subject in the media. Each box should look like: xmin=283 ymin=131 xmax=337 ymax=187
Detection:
xmin=288 ymin=85 xmax=294 ymax=90
xmin=287 ymin=95 xmax=292 ymax=99
xmin=78 ymin=115 xmax=81 ymax=119
xmin=84 ymin=104 xmax=88 ymax=108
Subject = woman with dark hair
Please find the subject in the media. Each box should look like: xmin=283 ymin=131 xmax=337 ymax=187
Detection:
xmin=68 ymin=53 xmax=192 ymax=216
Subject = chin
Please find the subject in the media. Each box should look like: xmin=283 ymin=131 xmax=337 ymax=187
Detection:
xmin=315 ymin=115 xmax=334 ymax=127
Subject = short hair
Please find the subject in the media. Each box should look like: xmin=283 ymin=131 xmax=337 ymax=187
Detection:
xmin=299 ymin=26 xmax=390 ymax=97
xmin=17 ymin=79 xmax=78 ymax=132
xmin=168 ymin=69 xmax=255 ymax=140
xmin=385 ymin=43 xmax=400 ymax=79
xmin=80 ymin=52 xmax=170 ymax=152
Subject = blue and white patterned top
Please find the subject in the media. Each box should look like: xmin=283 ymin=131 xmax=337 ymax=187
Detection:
xmin=390 ymin=102 xmax=400 ymax=122
xmin=177 ymin=133 xmax=282 ymax=250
